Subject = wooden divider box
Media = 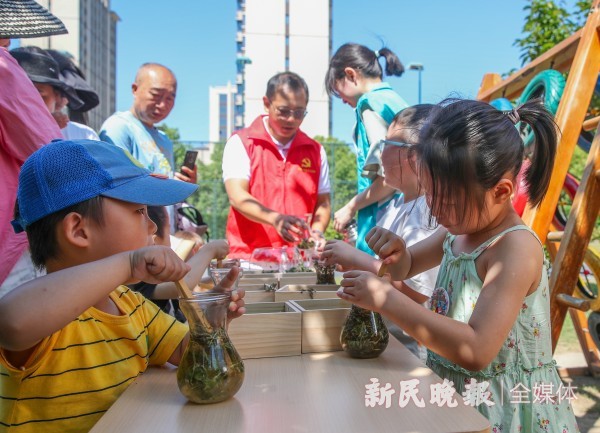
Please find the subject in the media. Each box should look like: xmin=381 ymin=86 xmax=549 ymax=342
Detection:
xmin=228 ymin=302 xmax=301 ymax=359
xmin=288 ymin=299 xmax=351 ymax=354
xmin=274 ymin=284 xmax=339 ymax=302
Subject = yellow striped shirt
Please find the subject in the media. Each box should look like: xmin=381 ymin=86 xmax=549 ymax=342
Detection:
xmin=0 ymin=286 xmax=187 ymax=433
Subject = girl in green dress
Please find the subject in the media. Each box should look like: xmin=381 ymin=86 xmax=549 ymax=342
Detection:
xmin=338 ymin=99 xmax=579 ymax=432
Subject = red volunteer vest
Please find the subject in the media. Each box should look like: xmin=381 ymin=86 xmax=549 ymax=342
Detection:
xmin=226 ymin=115 xmax=321 ymax=259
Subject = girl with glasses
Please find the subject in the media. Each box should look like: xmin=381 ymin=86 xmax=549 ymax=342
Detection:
xmin=321 ymin=105 xmax=439 ymax=359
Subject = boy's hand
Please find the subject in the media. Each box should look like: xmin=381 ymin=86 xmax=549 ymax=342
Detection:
xmin=337 ymin=270 xmax=394 ymax=312
xmin=365 ymin=227 xmax=407 ymax=265
xmin=205 ymin=239 xmax=230 ymax=260
xmin=320 ymin=240 xmax=358 ymax=269
xmin=129 ymin=246 xmax=191 ymax=284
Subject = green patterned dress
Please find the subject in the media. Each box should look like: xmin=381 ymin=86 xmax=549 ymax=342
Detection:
xmin=426 ymin=225 xmax=579 ymax=432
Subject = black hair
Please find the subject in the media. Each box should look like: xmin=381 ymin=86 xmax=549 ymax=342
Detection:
xmin=265 ymin=71 xmax=309 ymax=102
xmin=18 ymin=197 xmax=105 ymax=269
xmin=389 ymin=104 xmax=435 ymax=141
xmin=325 ymin=43 xmax=405 ymax=97
xmin=147 ymin=206 xmax=169 ymax=240
xmin=416 ymin=98 xmax=558 ymax=226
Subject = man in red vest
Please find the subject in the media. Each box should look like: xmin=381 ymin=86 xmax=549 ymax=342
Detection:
xmin=222 ymin=72 xmax=331 ymax=260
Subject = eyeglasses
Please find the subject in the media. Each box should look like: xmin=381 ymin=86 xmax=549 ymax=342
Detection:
xmin=271 ymin=104 xmax=308 ymax=120
xmin=380 ymin=139 xmax=412 ymax=149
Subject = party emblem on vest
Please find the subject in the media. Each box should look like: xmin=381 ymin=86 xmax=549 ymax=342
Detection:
xmin=300 ymin=157 xmax=316 ymax=173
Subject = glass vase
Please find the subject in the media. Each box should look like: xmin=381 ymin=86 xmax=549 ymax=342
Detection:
xmin=340 ymin=305 xmax=389 ymax=359
xmin=313 ymin=258 xmax=336 ymax=284
xmin=177 ymin=293 xmax=245 ymax=404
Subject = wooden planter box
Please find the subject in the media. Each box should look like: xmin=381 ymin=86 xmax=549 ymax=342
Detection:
xmin=243 ymin=289 xmax=276 ymax=303
xmin=240 ymin=272 xmax=316 ymax=286
xmin=288 ymin=298 xmax=351 ymax=354
xmin=228 ymin=302 xmax=301 ymax=359
xmin=274 ymin=284 xmax=339 ymax=302
xmin=280 ymin=273 xmax=317 ymax=285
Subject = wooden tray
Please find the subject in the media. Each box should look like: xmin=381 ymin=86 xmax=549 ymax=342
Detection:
xmin=288 ymin=298 xmax=351 ymax=354
xmin=228 ymin=302 xmax=301 ymax=359
xmin=274 ymin=284 xmax=339 ymax=302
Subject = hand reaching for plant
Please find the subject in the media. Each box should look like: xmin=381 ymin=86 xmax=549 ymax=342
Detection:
xmin=338 ymin=270 xmax=394 ymax=312
xmin=273 ymin=214 xmax=306 ymax=242
xmin=365 ymin=226 xmax=407 ymax=265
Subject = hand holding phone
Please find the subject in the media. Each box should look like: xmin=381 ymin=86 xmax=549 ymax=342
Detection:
xmin=181 ymin=150 xmax=198 ymax=174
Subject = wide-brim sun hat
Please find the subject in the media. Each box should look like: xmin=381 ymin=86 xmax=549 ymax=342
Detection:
xmin=12 ymin=139 xmax=198 ymax=233
xmin=0 ymin=0 xmax=67 ymax=39
xmin=10 ymin=48 xmax=85 ymax=110
xmin=46 ymin=49 xmax=99 ymax=111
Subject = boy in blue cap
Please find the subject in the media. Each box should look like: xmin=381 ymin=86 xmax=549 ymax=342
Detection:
xmin=0 ymin=139 xmax=245 ymax=433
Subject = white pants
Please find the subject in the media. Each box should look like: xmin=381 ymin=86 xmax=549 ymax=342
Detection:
xmin=0 ymin=250 xmax=45 ymax=298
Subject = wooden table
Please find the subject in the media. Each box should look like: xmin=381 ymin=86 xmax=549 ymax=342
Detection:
xmin=90 ymin=338 xmax=490 ymax=433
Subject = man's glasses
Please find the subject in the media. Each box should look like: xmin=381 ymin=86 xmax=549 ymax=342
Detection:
xmin=380 ymin=139 xmax=412 ymax=149
xmin=272 ymin=104 xmax=308 ymax=120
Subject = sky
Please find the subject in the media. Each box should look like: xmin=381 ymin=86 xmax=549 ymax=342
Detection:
xmin=110 ymin=0 xmax=532 ymax=143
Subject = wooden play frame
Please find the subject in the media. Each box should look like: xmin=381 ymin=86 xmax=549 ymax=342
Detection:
xmin=477 ymin=1 xmax=600 ymax=376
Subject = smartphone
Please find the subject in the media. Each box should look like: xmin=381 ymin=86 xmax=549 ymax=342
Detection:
xmin=181 ymin=150 xmax=198 ymax=173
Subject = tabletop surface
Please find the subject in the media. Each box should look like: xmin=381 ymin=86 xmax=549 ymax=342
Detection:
xmin=90 ymin=338 xmax=490 ymax=433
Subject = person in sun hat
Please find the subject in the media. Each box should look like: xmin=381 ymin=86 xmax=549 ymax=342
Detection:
xmin=0 ymin=0 xmax=67 ymax=39
xmin=0 ymin=0 xmax=67 ymax=298
xmin=0 ymin=139 xmax=246 ymax=433
xmin=11 ymin=47 xmax=85 ymax=112
xmin=11 ymin=45 xmax=99 ymax=140
xmin=45 ymin=48 xmax=101 ymax=134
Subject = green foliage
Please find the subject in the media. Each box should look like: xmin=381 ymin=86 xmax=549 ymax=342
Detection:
xmin=513 ymin=0 xmax=592 ymax=65
xmin=191 ymin=143 xmax=229 ymax=239
xmin=314 ymin=135 xmax=358 ymax=240
xmin=157 ymin=123 xmax=186 ymax=167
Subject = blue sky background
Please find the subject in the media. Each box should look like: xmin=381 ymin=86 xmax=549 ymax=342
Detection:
xmin=110 ymin=1 xmax=534 ymax=143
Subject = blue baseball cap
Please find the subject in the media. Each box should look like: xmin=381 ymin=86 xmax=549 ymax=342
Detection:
xmin=12 ymin=139 xmax=198 ymax=233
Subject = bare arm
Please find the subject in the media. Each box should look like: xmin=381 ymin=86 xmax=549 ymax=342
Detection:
xmin=225 ymin=178 xmax=305 ymax=242
xmin=340 ymin=231 xmax=542 ymax=371
xmin=391 ymin=280 xmax=430 ymax=305
xmin=0 ymin=246 xmax=190 ymax=352
xmin=149 ymin=240 xmax=230 ymax=299
xmin=333 ymin=176 xmax=396 ymax=231
xmin=321 ymin=240 xmax=430 ymax=304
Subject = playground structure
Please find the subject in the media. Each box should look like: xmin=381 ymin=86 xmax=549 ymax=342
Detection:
xmin=477 ymin=1 xmax=600 ymax=376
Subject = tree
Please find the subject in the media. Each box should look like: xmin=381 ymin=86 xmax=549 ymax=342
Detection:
xmin=157 ymin=123 xmax=186 ymax=168
xmin=514 ymin=0 xmax=592 ymax=65
xmin=315 ymin=136 xmax=357 ymax=240
xmin=190 ymin=143 xmax=230 ymax=239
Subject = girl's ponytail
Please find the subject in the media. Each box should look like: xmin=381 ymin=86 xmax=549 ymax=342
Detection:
xmin=514 ymin=100 xmax=559 ymax=207
xmin=378 ymin=47 xmax=405 ymax=77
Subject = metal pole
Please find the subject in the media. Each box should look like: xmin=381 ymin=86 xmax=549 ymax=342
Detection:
xmin=418 ymin=70 xmax=422 ymax=104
